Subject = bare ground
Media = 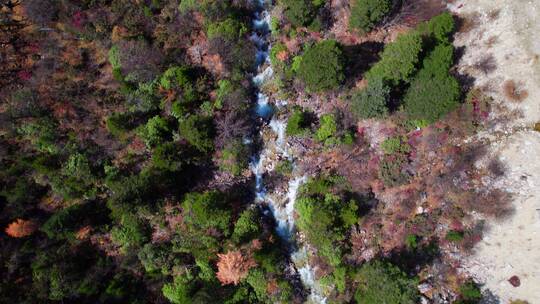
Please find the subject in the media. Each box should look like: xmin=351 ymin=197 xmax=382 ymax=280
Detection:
xmin=450 ymin=0 xmax=540 ymax=302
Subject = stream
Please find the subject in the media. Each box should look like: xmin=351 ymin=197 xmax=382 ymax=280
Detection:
xmin=249 ymin=1 xmax=326 ymax=303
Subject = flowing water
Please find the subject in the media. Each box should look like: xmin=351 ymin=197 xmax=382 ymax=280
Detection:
xmin=249 ymin=1 xmax=326 ymax=303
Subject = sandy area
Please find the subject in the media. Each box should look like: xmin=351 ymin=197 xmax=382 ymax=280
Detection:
xmin=450 ymin=0 xmax=540 ymax=303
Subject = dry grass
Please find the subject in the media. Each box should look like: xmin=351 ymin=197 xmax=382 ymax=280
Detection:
xmin=503 ymin=80 xmax=529 ymax=102
xmin=534 ymin=122 xmax=540 ymax=132
xmin=458 ymin=13 xmax=480 ymax=33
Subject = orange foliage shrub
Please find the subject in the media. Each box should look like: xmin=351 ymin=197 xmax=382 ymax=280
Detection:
xmin=5 ymin=219 xmax=38 ymax=238
xmin=76 ymin=225 xmax=92 ymax=240
xmin=216 ymin=250 xmax=256 ymax=285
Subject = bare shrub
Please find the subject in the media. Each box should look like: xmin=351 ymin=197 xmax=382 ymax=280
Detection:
xmin=22 ymin=0 xmax=58 ymax=25
xmin=457 ymin=13 xmax=480 ymax=33
xmin=474 ymin=55 xmax=497 ymax=74
xmin=503 ymin=80 xmax=529 ymax=102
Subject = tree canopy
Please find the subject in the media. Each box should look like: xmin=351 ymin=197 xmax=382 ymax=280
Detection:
xmin=297 ymin=40 xmax=345 ymax=91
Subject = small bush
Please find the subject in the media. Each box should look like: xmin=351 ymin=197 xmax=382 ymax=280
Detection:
xmin=405 ymin=234 xmax=418 ymax=249
xmin=349 ymin=0 xmax=392 ymax=33
xmin=457 ymin=281 xmax=482 ymax=304
xmin=379 ymin=154 xmax=410 ymax=187
xmin=446 ymin=230 xmax=464 ymax=242
xmin=315 ymin=114 xmax=338 ymax=144
xmin=381 ymin=136 xmax=410 ymax=155
xmin=297 ymin=40 xmax=345 ymax=91
xmin=275 ymin=159 xmax=294 ymax=176
xmin=354 ymin=260 xmax=419 ymax=304
xmin=219 ymin=141 xmax=248 ymax=176
xmin=108 ymin=45 xmax=122 ymax=70
xmin=286 ymin=108 xmax=309 ymax=136
xmin=350 ymin=78 xmax=390 ymax=119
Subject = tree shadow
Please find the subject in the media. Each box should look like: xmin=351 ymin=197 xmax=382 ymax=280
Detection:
xmin=453 ymin=45 xmax=477 ymax=93
xmin=480 ymin=289 xmax=501 ymax=304
xmin=342 ymin=42 xmax=385 ymax=84
xmin=387 ymin=240 xmax=441 ymax=275
xmin=344 ymin=191 xmax=376 ymax=217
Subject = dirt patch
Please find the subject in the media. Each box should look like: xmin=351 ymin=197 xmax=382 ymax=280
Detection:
xmin=502 ymin=80 xmax=529 ymax=103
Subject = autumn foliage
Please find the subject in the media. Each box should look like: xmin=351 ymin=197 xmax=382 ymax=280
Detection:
xmin=5 ymin=219 xmax=38 ymax=238
xmin=216 ymin=250 xmax=256 ymax=285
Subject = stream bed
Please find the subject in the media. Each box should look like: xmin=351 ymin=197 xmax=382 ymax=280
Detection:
xmin=249 ymin=1 xmax=326 ymax=303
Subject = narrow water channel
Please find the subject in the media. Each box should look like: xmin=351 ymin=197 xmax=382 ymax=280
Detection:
xmin=249 ymin=1 xmax=326 ymax=303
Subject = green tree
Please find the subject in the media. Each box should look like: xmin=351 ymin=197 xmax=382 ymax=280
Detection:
xmin=402 ymin=17 xmax=459 ymax=124
xmin=296 ymin=176 xmax=360 ymax=266
xmin=138 ymin=243 xmax=178 ymax=275
xmin=17 ymin=117 xmax=59 ymax=154
xmin=159 ymin=66 xmax=198 ymax=104
xmin=178 ymin=115 xmax=213 ymax=152
xmin=421 ymin=43 xmax=454 ymax=76
xmin=219 ymin=140 xmax=248 ymax=176
xmin=366 ymin=32 xmax=422 ymax=85
xmin=41 ymin=203 xmax=93 ymax=240
xmin=280 ymin=0 xmax=317 ymax=27
xmin=350 ymin=78 xmax=390 ymax=119
xmin=152 ymin=142 xmax=184 ymax=171
xmin=349 ymin=0 xmax=392 ymax=33
xmin=402 ymin=69 xmax=460 ymax=123
xmin=354 ymin=260 xmax=419 ymax=304
xmin=162 ymin=275 xmax=195 ymax=304
xmin=106 ymin=112 xmax=134 ymax=137
xmin=297 ymin=40 xmax=345 ymax=91
xmin=207 ymin=18 xmax=247 ymax=41
xmin=182 ymin=191 xmax=231 ymax=235
xmin=232 ymin=208 xmax=262 ymax=244
xmin=138 ymin=116 xmax=171 ymax=148
xmin=424 ymin=12 xmax=455 ymax=42
xmin=111 ymin=214 xmax=149 ymax=253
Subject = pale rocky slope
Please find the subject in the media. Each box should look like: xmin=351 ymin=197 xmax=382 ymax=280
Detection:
xmin=450 ymin=0 xmax=540 ymax=302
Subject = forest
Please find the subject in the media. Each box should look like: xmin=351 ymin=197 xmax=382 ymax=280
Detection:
xmin=0 ymin=0 xmax=523 ymax=303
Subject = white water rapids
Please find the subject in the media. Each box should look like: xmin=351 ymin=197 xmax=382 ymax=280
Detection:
xmin=249 ymin=1 xmax=326 ymax=303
